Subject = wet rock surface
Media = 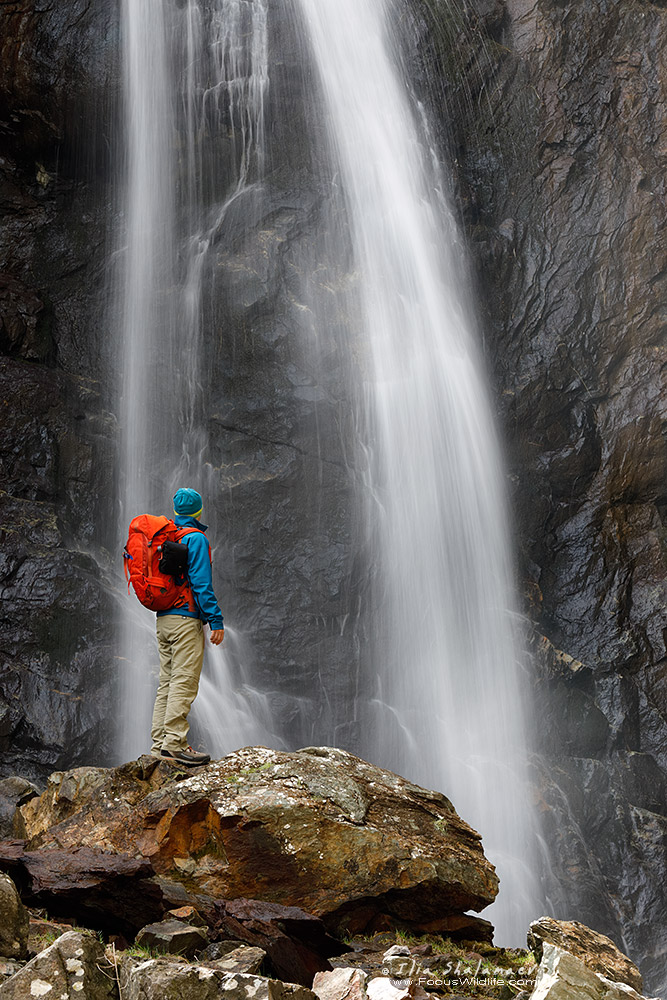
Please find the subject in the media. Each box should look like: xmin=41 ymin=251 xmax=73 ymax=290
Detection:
xmin=14 ymin=747 xmax=498 ymax=938
xmin=0 ymin=0 xmax=117 ymax=783
xmin=412 ymin=0 xmax=667 ymax=989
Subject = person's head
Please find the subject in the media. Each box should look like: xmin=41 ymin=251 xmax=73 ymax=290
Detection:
xmin=173 ymin=487 xmax=203 ymax=520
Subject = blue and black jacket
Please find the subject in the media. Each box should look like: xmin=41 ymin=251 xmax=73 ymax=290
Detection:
xmin=157 ymin=514 xmax=224 ymax=631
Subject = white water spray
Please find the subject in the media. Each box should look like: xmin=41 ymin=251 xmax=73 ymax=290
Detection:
xmin=295 ymin=0 xmax=541 ymax=940
xmin=117 ymin=0 xmax=270 ymax=760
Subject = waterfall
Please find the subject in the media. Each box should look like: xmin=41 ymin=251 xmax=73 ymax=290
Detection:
xmin=294 ymin=0 xmax=541 ymax=940
xmin=116 ymin=0 xmax=271 ymax=760
xmin=115 ymin=0 xmax=541 ymax=942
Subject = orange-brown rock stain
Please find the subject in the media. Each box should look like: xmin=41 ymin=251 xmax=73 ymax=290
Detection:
xmin=136 ymin=800 xmax=229 ymax=872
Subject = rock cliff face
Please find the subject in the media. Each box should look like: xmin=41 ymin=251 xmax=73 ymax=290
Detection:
xmin=411 ymin=0 xmax=667 ymax=988
xmin=1 ymin=0 xmax=666 ymax=992
xmin=0 ymin=1 xmax=118 ymax=778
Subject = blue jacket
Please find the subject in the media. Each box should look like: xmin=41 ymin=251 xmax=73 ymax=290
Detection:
xmin=157 ymin=515 xmax=224 ymax=630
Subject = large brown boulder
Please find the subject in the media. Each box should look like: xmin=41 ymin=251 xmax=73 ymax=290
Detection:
xmin=17 ymin=747 xmax=498 ymax=935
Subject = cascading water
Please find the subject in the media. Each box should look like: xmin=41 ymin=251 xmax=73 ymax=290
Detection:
xmin=294 ymin=0 xmax=541 ymax=940
xmin=116 ymin=0 xmax=272 ymax=760
xmin=115 ymin=0 xmax=542 ymax=940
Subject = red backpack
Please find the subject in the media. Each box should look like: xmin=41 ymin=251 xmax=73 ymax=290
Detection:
xmin=123 ymin=514 xmax=199 ymax=612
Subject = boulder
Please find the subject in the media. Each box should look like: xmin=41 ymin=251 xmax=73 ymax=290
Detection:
xmin=0 ymin=874 xmax=28 ymax=960
xmin=313 ymin=968 xmax=369 ymax=1000
xmin=136 ymin=918 xmax=208 ymax=957
xmin=528 ymin=917 xmax=644 ymax=993
xmin=0 ymin=930 xmax=115 ymax=999
xmin=168 ymin=904 xmax=208 ymax=927
xmin=531 ymin=944 xmax=659 ymax=1000
xmin=18 ymin=746 xmax=498 ymax=936
xmin=0 ymin=840 xmax=166 ymax=936
xmin=28 ymin=917 xmax=70 ymax=956
xmin=200 ymin=944 xmax=266 ymax=974
xmin=0 ymin=778 xmax=40 ymax=839
xmin=213 ymin=899 xmax=345 ymax=986
xmin=412 ymin=913 xmax=494 ymax=943
xmin=0 ymin=960 xmax=23 ymax=987
xmin=118 ymin=960 xmax=317 ymax=1000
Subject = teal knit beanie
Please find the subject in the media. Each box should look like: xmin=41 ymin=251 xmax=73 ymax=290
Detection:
xmin=173 ymin=488 xmax=203 ymax=518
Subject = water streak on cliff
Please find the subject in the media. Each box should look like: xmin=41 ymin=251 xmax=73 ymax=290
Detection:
xmin=295 ymin=0 xmax=541 ymax=940
xmin=116 ymin=0 xmax=270 ymax=758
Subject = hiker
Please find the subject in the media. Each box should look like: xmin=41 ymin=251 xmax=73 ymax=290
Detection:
xmin=149 ymin=487 xmax=224 ymax=767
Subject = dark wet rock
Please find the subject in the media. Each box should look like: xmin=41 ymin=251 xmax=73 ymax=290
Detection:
xmin=0 ymin=1 xmax=117 ymax=171
xmin=0 ymin=840 xmax=166 ymax=937
xmin=417 ymin=0 xmax=667 ymax=680
xmin=0 ymin=929 xmax=116 ymax=1000
xmin=530 ymin=748 xmax=667 ymax=989
xmin=0 ymin=275 xmax=53 ymax=365
xmin=213 ymin=899 xmax=344 ymax=986
xmin=0 ymin=483 xmax=115 ymax=781
xmin=527 ymin=916 xmax=643 ymax=993
xmin=0 ymin=0 xmax=117 ymax=785
xmin=0 ymin=874 xmax=28 ymax=960
xmin=136 ymin=918 xmax=208 ymax=957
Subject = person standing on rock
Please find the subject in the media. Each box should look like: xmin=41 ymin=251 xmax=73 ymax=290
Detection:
xmin=150 ymin=488 xmax=224 ymax=767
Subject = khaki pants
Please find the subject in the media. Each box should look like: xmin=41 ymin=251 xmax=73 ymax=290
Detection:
xmin=151 ymin=615 xmax=205 ymax=754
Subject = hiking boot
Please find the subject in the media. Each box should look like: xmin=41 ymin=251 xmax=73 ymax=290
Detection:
xmin=161 ymin=746 xmax=211 ymax=766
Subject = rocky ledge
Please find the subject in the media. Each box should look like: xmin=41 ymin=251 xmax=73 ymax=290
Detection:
xmin=0 ymin=747 xmax=659 ymax=1000
xmin=4 ymin=746 xmax=498 ymax=938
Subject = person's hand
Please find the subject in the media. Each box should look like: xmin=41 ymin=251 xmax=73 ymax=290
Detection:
xmin=210 ymin=629 xmax=224 ymax=646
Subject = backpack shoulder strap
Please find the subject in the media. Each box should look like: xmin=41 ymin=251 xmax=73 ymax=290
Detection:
xmin=174 ymin=525 xmax=203 ymax=542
